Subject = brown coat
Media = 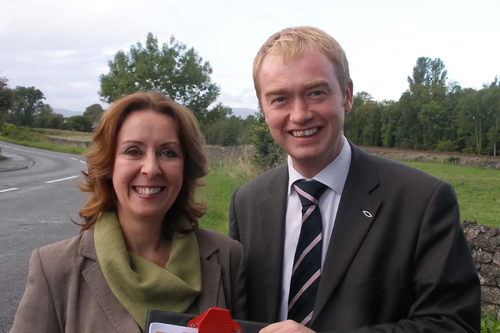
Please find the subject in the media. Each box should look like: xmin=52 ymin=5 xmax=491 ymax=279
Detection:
xmin=10 ymin=228 xmax=246 ymax=333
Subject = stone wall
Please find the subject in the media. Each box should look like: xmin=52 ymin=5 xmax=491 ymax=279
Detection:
xmin=362 ymin=146 xmax=500 ymax=170
xmin=463 ymin=221 xmax=500 ymax=315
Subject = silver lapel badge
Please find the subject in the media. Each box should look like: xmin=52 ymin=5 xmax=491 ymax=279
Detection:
xmin=362 ymin=210 xmax=373 ymax=218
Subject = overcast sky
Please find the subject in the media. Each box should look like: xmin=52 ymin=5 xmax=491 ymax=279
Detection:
xmin=1 ymin=0 xmax=499 ymax=116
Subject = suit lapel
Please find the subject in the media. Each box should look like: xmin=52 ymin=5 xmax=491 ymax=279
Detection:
xmin=312 ymin=144 xmax=382 ymax=323
xmin=257 ymin=166 xmax=288 ymax=322
xmin=195 ymin=230 xmax=222 ymax=312
xmin=80 ymin=230 xmax=141 ymax=333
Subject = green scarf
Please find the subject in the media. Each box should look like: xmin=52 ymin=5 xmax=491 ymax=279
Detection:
xmin=94 ymin=212 xmax=202 ymax=332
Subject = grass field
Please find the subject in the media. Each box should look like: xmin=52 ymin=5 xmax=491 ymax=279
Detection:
xmin=197 ymin=160 xmax=500 ymax=235
xmin=405 ymin=162 xmax=500 ymax=227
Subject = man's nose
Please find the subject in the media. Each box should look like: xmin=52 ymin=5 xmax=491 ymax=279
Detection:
xmin=289 ymin=98 xmax=312 ymax=124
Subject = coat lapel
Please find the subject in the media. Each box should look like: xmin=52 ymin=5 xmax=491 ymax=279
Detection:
xmin=80 ymin=230 xmax=141 ymax=333
xmin=312 ymin=144 xmax=382 ymax=323
xmin=195 ymin=230 xmax=222 ymax=312
xmin=258 ymin=166 xmax=288 ymax=322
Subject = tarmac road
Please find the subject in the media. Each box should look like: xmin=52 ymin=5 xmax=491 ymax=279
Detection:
xmin=0 ymin=142 xmax=88 ymax=332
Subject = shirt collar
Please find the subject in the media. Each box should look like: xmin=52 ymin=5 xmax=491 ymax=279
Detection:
xmin=287 ymin=136 xmax=351 ymax=195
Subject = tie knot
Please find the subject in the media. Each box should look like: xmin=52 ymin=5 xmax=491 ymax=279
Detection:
xmin=294 ymin=179 xmax=328 ymax=207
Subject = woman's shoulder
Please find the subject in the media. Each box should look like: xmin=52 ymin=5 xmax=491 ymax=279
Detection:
xmin=34 ymin=230 xmax=93 ymax=277
xmin=195 ymin=228 xmax=243 ymax=254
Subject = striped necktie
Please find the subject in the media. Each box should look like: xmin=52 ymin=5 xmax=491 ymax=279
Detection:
xmin=288 ymin=179 xmax=328 ymax=327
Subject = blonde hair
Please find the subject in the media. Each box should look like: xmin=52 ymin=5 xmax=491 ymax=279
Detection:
xmin=253 ymin=26 xmax=351 ymax=105
xmin=78 ymin=91 xmax=207 ymax=234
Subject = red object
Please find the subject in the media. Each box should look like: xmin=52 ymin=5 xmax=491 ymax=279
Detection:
xmin=187 ymin=307 xmax=242 ymax=333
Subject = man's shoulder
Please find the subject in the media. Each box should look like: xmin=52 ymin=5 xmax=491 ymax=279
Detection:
xmin=352 ymin=146 xmax=445 ymax=192
xmin=235 ymin=164 xmax=287 ymax=197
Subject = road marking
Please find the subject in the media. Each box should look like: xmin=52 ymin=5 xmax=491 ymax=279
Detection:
xmin=0 ymin=188 xmax=19 ymax=193
xmin=79 ymin=160 xmax=86 ymax=164
xmin=69 ymin=157 xmax=77 ymax=161
xmin=46 ymin=175 xmax=78 ymax=184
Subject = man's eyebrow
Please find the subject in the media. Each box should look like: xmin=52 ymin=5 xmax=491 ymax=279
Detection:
xmin=304 ymin=80 xmax=332 ymax=91
xmin=264 ymin=87 xmax=290 ymax=98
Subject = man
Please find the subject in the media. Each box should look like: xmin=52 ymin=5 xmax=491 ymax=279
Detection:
xmin=229 ymin=26 xmax=480 ymax=333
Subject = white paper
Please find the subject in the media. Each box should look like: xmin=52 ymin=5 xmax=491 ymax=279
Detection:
xmin=149 ymin=322 xmax=199 ymax=333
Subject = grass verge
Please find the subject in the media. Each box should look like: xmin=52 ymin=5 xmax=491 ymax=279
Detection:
xmin=0 ymin=137 xmax=87 ymax=155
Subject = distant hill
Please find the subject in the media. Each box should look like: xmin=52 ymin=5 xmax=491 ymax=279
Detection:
xmin=231 ymin=108 xmax=258 ymax=119
xmin=53 ymin=108 xmax=83 ymax=118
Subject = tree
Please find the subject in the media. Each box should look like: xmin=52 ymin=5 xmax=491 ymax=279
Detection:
xmin=407 ymin=57 xmax=448 ymax=89
xmin=66 ymin=115 xmax=93 ymax=132
xmin=0 ymin=75 xmax=13 ymax=130
xmin=99 ymin=33 xmax=220 ymax=121
xmin=83 ymin=103 xmax=104 ymax=127
xmin=9 ymin=86 xmax=46 ymax=127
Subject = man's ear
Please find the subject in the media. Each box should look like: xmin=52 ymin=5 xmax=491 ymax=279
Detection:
xmin=344 ymin=81 xmax=354 ymax=114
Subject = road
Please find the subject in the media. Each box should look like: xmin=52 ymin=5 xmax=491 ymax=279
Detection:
xmin=0 ymin=143 xmax=88 ymax=332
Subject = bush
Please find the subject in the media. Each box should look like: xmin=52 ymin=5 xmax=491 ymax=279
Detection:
xmin=249 ymin=114 xmax=286 ymax=171
xmin=435 ymin=140 xmax=458 ymax=152
xmin=1 ymin=123 xmax=46 ymax=142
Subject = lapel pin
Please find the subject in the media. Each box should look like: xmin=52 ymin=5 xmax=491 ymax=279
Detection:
xmin=362 ymin=210 xmax=373 ymax=218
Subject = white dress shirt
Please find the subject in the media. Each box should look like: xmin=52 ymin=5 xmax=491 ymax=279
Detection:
xmin=279 ymin=136 xmax=351 ymax=321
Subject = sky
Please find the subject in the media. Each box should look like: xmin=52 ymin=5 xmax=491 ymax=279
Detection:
xmin=1 ymin=0 xmax=500 ymax=117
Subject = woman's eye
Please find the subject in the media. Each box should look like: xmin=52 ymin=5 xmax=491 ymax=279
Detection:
xmin=159 ymin=150 xmax=179 ymax=158
xmin=125 ymin=149 xmax=141 ymax=157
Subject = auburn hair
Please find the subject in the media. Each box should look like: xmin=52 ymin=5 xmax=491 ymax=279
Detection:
xmin=77 ymin=91 xmax=208 ymax=234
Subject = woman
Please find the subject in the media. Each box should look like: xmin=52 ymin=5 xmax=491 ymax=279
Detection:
xmin=10 ymin=92 xmax=246 ymax=333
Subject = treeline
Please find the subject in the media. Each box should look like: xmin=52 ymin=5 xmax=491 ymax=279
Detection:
xmin=345 ymin=57 xmax=500 ymax=156
xmin=2 ymin=33 xmax=499 ymax=155
xmin=0 ymin=77 xmax=105 ymax=132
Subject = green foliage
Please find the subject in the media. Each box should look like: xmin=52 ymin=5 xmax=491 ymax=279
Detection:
xmin=1 ymin=123 xmax=46 ymax=141
xmin=435 ymin=140 xmax=458 ymax=152
xmin=0 ymin=75 xmax=13 ymax=131
xmin=99 ymin=33 xmax=220 ymax=122
xmin=66 ymin=115 xmax=93 ymax=132
xmin=8 ymin=86 xmax=47 ymax=127
xmin=83 ymin=103 xmax=104 ymax=126
xmin=249 ymin=113 xmax=286 ymax=170
xmin=481 ymin=312 xmax=500 ymax=333
xmin=33 ymin=105 xmax=66 ymax=129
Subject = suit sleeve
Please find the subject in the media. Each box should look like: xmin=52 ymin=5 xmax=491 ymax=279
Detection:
xmin=323 ymin=182 xmax=481 ymax=333
xmin=10 ymin=249 xmax=61 ymax=333
xmin=230 ymin=240 xmax=247 ymax=320
xmin=229 ymin=189 xmax=241 ymax=242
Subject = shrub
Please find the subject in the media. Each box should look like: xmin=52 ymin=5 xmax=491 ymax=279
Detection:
xmin=1 ymin=123 xmax=46 ymax=142
xmin=249 ymin=114 xmax=286 ymax=171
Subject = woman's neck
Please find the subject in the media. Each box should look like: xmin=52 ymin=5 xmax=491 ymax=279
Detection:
xmin=117 ymin=210 xmax=171 ymax=267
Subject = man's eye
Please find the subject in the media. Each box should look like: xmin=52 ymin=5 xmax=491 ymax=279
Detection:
xmin=273 ymin=97 xmax=285 ymax=103
xmin=312 ymin=91 xmax=325 ymax=96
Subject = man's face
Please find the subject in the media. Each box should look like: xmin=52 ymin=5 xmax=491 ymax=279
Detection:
xmin=258 ymin=48 xmax=353 ymax=177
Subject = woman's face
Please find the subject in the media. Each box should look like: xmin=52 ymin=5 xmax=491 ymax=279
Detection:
xmin=112 ymin=109 xmax=184 ymax=224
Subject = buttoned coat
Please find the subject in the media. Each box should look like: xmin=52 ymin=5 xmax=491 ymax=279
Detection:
xmin=229 ymin=143 xmax=480 ymax=332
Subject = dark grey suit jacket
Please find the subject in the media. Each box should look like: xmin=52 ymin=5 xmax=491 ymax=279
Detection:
xmin=11 ymin=228 xmax=246 ymax=333
xmin=229 ymin=143 xmax=480 ymax=332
